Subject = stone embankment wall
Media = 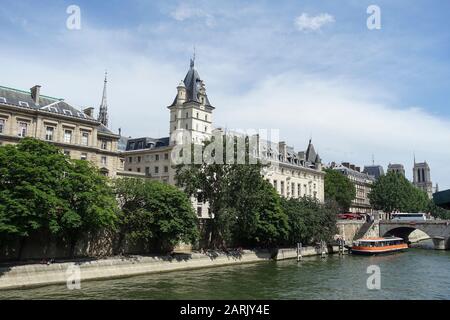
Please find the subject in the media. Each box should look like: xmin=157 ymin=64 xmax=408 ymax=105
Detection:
xmin=336 ymin=220 xmax=380 ymax=244
xmin=0 ymin=246 xmax=341 ymax=290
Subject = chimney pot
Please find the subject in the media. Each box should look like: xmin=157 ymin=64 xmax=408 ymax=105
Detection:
xmin=30 ymin=85 xmax=41 ymax=105
xmin=83 ymin=107 xmax=94 ymax=118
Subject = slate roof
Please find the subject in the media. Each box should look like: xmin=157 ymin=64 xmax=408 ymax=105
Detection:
xmin=125 ymin=137 xmax=170 ymax=151
xmin=171 ymin=60 xmax=213 ymax=107
xmin=363 ymin=165 xmax=385 ymax=179
xmin=0 ymin=85 xmax=116 ymax=135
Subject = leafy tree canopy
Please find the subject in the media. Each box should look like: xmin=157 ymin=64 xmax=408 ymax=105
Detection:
xmin=0 ymin=138 xmax=117 ymax=244
xmin=368 ymin=172 xmax=429 ymax=213
xmin=115 ymin=178 xmax=199 ymax=252
xmin=324 ymin=168 xmax=356 ymax=212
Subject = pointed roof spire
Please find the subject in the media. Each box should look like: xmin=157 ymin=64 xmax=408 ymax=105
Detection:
xmin=190 ymin=46 xmax=196 ymax=69
xmin=98 ymin=71 xmax=109 ymax=127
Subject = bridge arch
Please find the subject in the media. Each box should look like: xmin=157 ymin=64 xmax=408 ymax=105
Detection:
xmin=382 ymin=226 xmax=430 ymax=245
xmin=379 ymin=221 xmax=450 ymax=250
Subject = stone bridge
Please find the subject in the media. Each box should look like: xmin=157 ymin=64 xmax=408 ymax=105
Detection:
xmin=379 ymin=220 xmax=450 ymax=250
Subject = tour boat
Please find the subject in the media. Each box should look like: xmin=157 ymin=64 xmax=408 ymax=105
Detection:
xmin=350 ymin=237 xmax=408 ymax=255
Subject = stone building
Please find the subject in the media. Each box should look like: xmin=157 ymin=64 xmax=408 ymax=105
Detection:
xmin=413 ymin=161 xmax=433 ymax=199
xmin=123 ymin=59 xmax=325 ymax=217
xmin=331 ymin=162 xmax=375 ymax=214
xmin=0 ymin=76 xmax=123 ymax=177
xmin=387 ymin=163 xmax=405 ymax=177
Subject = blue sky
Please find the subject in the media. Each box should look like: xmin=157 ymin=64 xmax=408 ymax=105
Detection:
xmin=1 ymin=0 xmax=450 ymax=188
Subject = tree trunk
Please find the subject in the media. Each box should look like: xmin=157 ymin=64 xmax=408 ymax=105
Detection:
xmin=17 ymin=237 xmax=26 ymax=261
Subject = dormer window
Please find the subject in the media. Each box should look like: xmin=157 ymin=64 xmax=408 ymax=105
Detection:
xmin=19 ymin=101 xmax=29 ymax=108
xmin=0 ymin=97 xmax=6 ymax=104
xmin=77 ymin=112 xmax=86 ymax=118
xmin=63 ymin=109 xmax=73 ymax=116
xmin=50 ymin=107 xmax=58 ymax=113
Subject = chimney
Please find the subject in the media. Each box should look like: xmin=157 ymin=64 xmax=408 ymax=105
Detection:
xmin=118 ymin=128 xmax=122 ymax=136
xmin=342 ymin=162 xmax=350 ymax=168
xmin=356 ymin=166 xmax=361 ymax=172
xmin=350 ymin=164 xmax=356 ymax=170
xmin=83 ymin=107 xmax=94 ymax=118
xmin=30 ymin=85 xmax=41 ymax=105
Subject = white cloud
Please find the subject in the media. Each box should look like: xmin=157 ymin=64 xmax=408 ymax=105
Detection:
xmin=295 ymin=13 xmax=335 ymax=32
xmin=215 ymin=73 xmax=450 ymax=189
xmin=170 ymin=3 xmax=215 ymax=27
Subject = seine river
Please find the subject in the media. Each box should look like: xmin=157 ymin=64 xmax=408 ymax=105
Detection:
xmin=2 ymin=244 xmax=450 ymax=300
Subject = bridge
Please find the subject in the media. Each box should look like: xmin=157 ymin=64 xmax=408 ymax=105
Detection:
xmin=379 ymin=220 xmax=450 ymax=250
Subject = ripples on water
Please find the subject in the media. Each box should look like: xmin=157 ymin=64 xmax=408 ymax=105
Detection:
xmin=2 ymin=246 xmax=450 ymax=300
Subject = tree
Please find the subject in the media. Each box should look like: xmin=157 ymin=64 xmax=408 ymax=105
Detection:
xmin=115 ymin=178 xmax=199 ymax=253
xmin=282 ymin=197 xmax=338 ymax=245
xmin=230 ymin=169 xmax=289 ymax=247
xmin=0 ymin=138 xmax=118 ymax=257
xmin=369 ymin=172 xmax=429 ymax=213
xmin=324 ymin=169 xmax=356 ymax=212
xmin=176 ymin=136 xmax=289 ymax=248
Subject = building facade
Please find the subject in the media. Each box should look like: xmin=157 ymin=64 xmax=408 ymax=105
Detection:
xmin=123 ymin=59 xmax=325 ymax=217
xmin=413 ymin=161 xmax=433 ymax=199
xmin=331 ymin=162 xmax=375 ymax=214
xmin=0 ymin=79 xmax=123 ymax=177
xmin=387 ymin=163 xmax=405 ymax=177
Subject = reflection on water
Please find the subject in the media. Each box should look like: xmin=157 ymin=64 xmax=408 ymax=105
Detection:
xmin=2 ymin=248 xmax=450 ymax=300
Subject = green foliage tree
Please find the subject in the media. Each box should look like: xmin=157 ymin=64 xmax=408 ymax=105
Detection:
xmin=369 ymin=172 xmax=429 ymax=213
xmin=282 ymin=197 xmax=338 ymax=245
xmin=324 ymin=168 xmax=356 ymax=212
xmin=0 ymin=138 xmax=118 ymax=257
xmin=115 ymin=178 xmax=199 ymax=253
xmin=176 ymin=136 xmax=289 ymax=248
xmin=230 ymin=169 xmax=289 ymax=247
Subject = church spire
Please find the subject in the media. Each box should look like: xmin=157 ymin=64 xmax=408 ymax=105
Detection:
xmin=98 ymin=71 xmax=109 ymax=127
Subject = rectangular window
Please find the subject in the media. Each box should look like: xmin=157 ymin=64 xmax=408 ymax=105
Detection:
xmin=164 ymin=153 xmax=169 ymax=160
xmin=164 ymin=166 xmax=169 ymax=173
xmin=64 ymin=130 xmax=72 ymax=144
xmin=101 ymin=140 xmax=108 ymax=150
xmin=145 ymin=167 xmax=150 ymax=175
xmin=18 ymin=122 xmax=28 ymax=137
xmin=137 ymin=156 xmax=141 ymax=163
xmin=298 ymin=184 xmax=301 ymax=197
xmin=101 ymin=156 xmax=107 ymax=166
xmin=155 ymin=166 xmax=159 ymax=174
xmin=128 ymin=157 xmax=133 ymax=163
xmin=137 ymin=168 xmax=141 ymax=173
xmin=273 ymin=180 xmax=278 ymax=191
xmin=281 ymin=181 xmax=285 ymax=196
xmin=81 ymin=131 xmax=89 ymax=146
xmin=45 ymin=126 xmax=54 ymax=141
xmin=155 ymin=154 xmax=160 ymax=161
xmin=81 ymin=153 xmax=88 ymax=161
xmin=0 ymin=119 xmax=4 ymax=133
xmin=197 ymin=207 xmax=202 ymax=217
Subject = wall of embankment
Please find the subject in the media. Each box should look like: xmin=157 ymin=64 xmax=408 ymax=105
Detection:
xmin=0 ymin=246 xmax=341 ymax=290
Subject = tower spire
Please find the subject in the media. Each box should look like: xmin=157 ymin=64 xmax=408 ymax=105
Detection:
xmin=190 ymin=46 xmax=196 ymax=69
xmin=98 ymin=71 xmax=109 ymax=127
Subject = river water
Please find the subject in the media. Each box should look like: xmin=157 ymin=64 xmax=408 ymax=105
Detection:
xmin=2 ymin=244 xmax=450 ymax=300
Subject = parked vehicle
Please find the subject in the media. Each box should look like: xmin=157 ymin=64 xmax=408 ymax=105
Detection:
xmin=391 ymin=213 xmax=427 ymax=222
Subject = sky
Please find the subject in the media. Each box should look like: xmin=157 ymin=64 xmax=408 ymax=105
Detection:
xmin=1 ymin=0 xmax=449 ymax=188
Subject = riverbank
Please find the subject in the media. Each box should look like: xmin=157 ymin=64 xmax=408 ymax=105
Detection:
xmin=0 ymin=246 xmax=343 ymax=290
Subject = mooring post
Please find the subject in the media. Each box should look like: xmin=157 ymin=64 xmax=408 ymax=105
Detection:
xmin=297 ymin=242 xmax=303 ymax=261
xmin=321 ymin=240 xmax=326 ymax=258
